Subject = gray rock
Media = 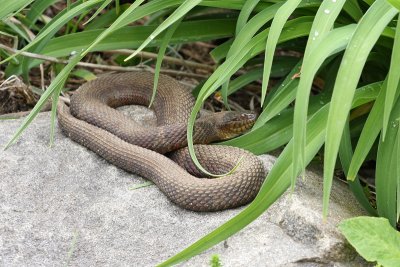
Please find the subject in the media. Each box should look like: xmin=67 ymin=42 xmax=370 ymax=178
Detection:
xmin=0 ymin=108 xmax=368 ymax=267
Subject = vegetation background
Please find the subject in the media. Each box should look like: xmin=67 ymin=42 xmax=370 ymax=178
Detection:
xmin=1 ymin=0 xmax=400 ymax=266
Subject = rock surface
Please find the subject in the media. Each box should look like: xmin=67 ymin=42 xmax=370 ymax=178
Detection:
xmin=0 ymin=108 xmax=368 ymax=266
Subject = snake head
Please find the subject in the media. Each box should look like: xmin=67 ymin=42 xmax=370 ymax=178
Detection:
xmin=213 ymin=111 xmax=257 ymax=140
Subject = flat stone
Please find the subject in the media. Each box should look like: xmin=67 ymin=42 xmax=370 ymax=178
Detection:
xmin=0 ymin=109 xmax=368 ymax=266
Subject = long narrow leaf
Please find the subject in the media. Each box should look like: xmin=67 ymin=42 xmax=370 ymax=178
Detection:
xmin=382 ymin=14 xmax=400 ymax=139
xmin=323 ymin=0 xmax=397 ymax=217
xmin=3 ymin=55 xmax=82 ymax=149
xmin=149 ymin=18 xmax=182 ymax=107
xmin=81 ymin=0 xmax=146 ymax=57
xmin=376 ymin=97 xmax=400 ymax=226
xmin=261 ymin=0 xmax=302 ymax=105
xmin=0 ymin=0 xmax=104 ymax=64
xmin=124 ymin=0 xmax=201 ymax=61
xmin=292 ymin=0 xmax=347 ymax=193
xmin=0 ymin=0 xmax=34 ymax=20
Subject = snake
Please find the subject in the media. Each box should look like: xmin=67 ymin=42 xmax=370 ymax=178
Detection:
xmin=57 ymin=72 xmax=266 ymax=211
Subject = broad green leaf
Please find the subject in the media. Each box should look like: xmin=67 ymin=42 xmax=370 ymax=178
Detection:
xmin=339 ymin=217 xmax=400 ymax=267
xmin=323 ymin=0 xmax=398 ymax=218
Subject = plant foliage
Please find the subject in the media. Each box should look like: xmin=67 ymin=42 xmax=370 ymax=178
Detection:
xmin=1 ymin=0 xmax=399 ymax=266
xmin=339 ymin=216 xmax=400 ymax=267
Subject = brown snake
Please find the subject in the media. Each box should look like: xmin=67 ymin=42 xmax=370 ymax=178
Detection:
xmin=57 ymin=72 xmax=265 ymax=211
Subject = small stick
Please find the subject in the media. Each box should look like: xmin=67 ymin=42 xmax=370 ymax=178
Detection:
xmin=107 ymin=49 xmax=215 ymax=71
xmin=0 ymin=44 xmax=208 ymax=79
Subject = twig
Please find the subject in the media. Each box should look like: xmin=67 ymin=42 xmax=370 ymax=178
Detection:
xmin=106 ymin=49 xmax=215 ymax=71
xmin=0 ymin=44 xmax=208 ymax=79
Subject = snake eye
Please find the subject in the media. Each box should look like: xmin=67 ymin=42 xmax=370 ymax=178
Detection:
xmin=240 ymin=113 xmax=256 ymax=121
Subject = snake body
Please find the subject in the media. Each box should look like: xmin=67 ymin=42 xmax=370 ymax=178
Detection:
xmin=57 ymin=72 xmax=265 ymax=211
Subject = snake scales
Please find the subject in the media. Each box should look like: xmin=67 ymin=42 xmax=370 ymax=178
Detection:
xmin=57 ymin=72 xmax=265 ymax=211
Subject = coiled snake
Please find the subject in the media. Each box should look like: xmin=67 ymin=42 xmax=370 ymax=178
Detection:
xmin=57 ymin=72 xmax=265 ymax=211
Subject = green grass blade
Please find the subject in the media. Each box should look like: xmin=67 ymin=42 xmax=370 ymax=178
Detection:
xmin=26 ymin=0 xmax=58 ymax=26
xmin=223 ymin=56 xmax=298 ymax=97
xmin=81 ymin=0 xmax=146 ymax=57
xmin=261 ymin=0 xmax=301 ymax=105
xmin=226 ymin=81 xmax=381 ymax=154
xmin=8 ymin=19 xmax=236 ymax=75
xmin=376 ymin=97 xmax=400 ymax=226
xmin=149 ymin=18 xmax=182 ymax=107
xmin=338 ymin=119 xmax=377 ymax=215
xmin=226 ymin=68 xmax=263 ymax=96
xmin=292 ymin=0 xmax=347 ymax=193
xmin=0 ymin=0 xmax=104 ymax=64
xmin=292 ymin=24 xmax=356 ymax=190
xmin=3 ymin=55 xmax=82 ymax=149
xmin=253 ymin=60 xmax=302 ymax=129
xmin=49 ymin=85 xmax=63 ymax=147
xmin=235 ymin=0 xmax=260 ymax=35
xmin=124 ymin=0 xmax=201 ymax=61
xmin=386 ymin=0 xmax=400 ymax=10
xmin=382 ymin=15 xmax=400 ymax=139
xmin=85 ymin=4 xmax=129 ymax=30
xmin=343 ymin=0 xmax=363 ymax=21
xmin=223 ymin=96 xmax=326 ymax=155
xmin=323 ymin=0 xmax=398 ymax=217
xmin=220 ymin=2 xmax=282 ymax=107
xmin=0 ymin=0 xmax=34 ymax=20
xmin=83 ymin=0 xmax=113 ymax=26
xmin=397 ymin=122 xmax=400 ymax=222
xmin=347 ymin=81 xmax=400 ymax=181
xmin=3 ymin=20 xmax=32 ymax=42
